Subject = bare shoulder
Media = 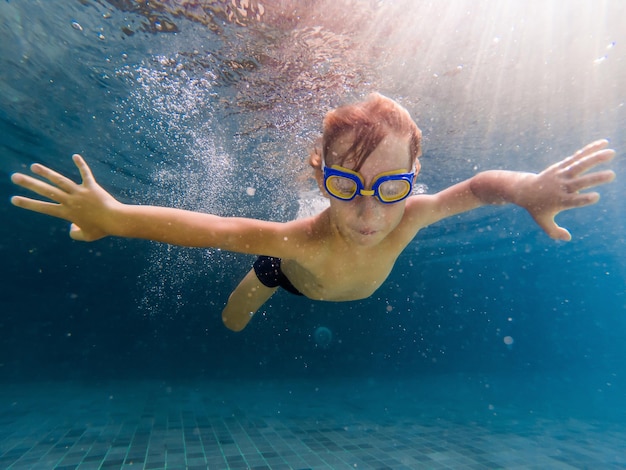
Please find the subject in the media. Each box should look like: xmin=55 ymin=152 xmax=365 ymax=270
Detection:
xmin=277 ymin=210 xmax=330 ymax=248
xmin=402 ymin=193 xmax=443 ymax=229
xmin=284 ymin=210 xmax=330 ymax=242
xmin=402 ymin=180 xmax=482 ymax=230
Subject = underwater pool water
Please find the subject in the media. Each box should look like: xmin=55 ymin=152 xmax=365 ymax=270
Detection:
xmin=1 ymin=1 xmax=625 ymax=468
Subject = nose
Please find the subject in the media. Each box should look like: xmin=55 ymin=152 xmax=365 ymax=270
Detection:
xmin=355 ymin=193 xmax=382 ymax=220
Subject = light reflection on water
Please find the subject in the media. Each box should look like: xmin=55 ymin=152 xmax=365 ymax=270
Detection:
xmin=3 ymin=1 xmax=623 ymax=187
xmin=1 ymin=0 xmax=624 ymax=316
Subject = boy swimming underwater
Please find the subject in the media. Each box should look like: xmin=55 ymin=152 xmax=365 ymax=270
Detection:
xmin=10 ymin=94 xmax=616 ymax=331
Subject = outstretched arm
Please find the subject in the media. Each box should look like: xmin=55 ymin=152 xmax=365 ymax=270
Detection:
xmin=407 ymin=140 xmax=616 ymax=240
xmin=11 ymin=154 xmax=305 ymax=256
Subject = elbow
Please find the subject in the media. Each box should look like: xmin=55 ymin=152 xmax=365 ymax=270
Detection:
xmin=469 ymin=172 xmax=510 ymax=205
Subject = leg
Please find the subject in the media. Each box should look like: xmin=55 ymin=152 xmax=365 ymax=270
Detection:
xmin=222 ymin=268 xmax=278 ymax=332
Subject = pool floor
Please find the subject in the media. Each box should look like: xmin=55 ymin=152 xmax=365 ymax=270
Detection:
xmin=0 ymin=376 xmax=624 ymax=469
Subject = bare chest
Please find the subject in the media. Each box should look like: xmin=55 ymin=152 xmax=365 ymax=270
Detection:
xmin=283 ymin=247 xmax=400 ymax=301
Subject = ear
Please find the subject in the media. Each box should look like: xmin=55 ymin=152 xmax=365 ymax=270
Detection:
xmin=309 ymin=149 xmax=330 ymax=199
xmin=314 ymin=166 xmax=330 ymax=199
xmin=413 ymin=159 xmax=421 ymax=180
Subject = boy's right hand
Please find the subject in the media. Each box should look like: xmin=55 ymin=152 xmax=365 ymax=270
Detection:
xmin=11 ymin=154 xmax=121 ymax=241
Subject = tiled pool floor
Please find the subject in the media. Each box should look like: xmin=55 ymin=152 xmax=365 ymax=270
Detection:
xmin=0 ymin=376 xmax=624 ymax=469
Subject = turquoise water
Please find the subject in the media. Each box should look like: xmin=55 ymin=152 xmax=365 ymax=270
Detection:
xmin=1 ymin=1 xmax=625 ymax=468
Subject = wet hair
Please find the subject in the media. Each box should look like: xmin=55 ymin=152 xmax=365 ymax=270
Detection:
xmin=310 ymin=93 xmax=422 ymax=172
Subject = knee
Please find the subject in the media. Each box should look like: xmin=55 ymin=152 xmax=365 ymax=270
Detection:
xmin=222 ymin=309 xmax=250 ymax=332
xmin=223 ymin=317 xmax=246 ymax=332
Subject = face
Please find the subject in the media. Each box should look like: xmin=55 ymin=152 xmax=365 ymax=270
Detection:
xmin=323 ymin=132 xmax=416 ymax=247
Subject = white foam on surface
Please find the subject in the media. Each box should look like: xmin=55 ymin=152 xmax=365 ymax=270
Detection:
xmin=296 ymin=190 xmax=330 ymax=219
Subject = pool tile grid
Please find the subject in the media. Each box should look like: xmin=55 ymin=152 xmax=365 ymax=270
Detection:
xmin=1 ymin=380 xmax=625 ymax=469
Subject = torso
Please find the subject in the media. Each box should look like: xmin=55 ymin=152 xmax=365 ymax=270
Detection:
xmin=280 ymin=209 xmax=420 ymax=301
xmin=282 ymin=251 xmax=395 ymax=301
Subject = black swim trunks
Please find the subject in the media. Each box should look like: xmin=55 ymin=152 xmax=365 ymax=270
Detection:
xmin=253 ymin=255 xmax=303 ymax=296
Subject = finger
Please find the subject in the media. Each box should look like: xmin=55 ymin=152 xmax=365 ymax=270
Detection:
xmin=72 ymin=154 xmax=96 ymax=186
xmin=69 ymin=223 xmax=102 ymax=242
xmin=572 ymin=139 xmax=609 ymax=160
xmin=11 ymin=173 xmax=68 ymax=203
xmin=10 ymin=195 xmax=65 ymax=218
xmin=563 ymin=149 xmax=615 ymax=176
xmin=557 ymin=139 xmax=610 ymax=169
xmin=69 ymin=223 xmax=85 ymax=241
xmin=551 ymin=225 xmax=572 ymax=242
xmin=564 ymin=191 xmax=601 ymax=208
xmin=30 ymin=163 xmax=78 ymax=193
xmin=566 ymin=169 xmax=616 ymax=192
xmin=535 ymin=213 xmax=572 ymax=241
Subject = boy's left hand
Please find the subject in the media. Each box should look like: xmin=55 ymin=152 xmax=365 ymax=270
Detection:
xmin=517 ymin=139 xmax=615 ymax=241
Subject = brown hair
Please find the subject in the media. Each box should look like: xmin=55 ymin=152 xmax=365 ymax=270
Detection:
xmin=310 ymin=93 xmax=422 ymax=172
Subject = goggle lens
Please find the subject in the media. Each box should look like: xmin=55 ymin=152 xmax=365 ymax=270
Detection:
xmin=326 ymin=175 xmax=358 ymax=200
xmin=377 ymin=179 xmax=412 ymax=202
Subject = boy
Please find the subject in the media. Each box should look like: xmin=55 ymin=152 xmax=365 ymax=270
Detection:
xmin=10 ymin=94 xmax=616 ymax=331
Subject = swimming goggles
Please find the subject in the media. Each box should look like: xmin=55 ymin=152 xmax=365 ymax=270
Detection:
xmin=322 ymin=161 xmax=415 ymax=204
